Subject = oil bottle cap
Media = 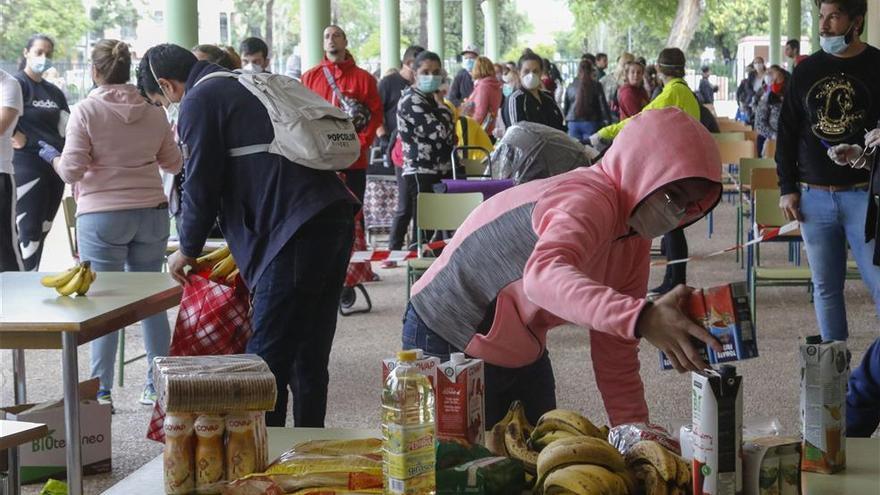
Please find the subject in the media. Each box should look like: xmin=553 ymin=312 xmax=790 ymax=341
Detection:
xmin=397 ymin=350 xmax=418 ymax=362
xmin=805 ymin=335 xmax=822 ymax=344
xmin=451 ymin=352 xmax=466 ymax=364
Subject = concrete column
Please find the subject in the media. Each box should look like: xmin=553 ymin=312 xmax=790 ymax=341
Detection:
xmin=462 ymin=0 xmax=477 ymax=51
xmin=482 ymin=0 xmax=499 ymax=61
xmin=770 ymin=0 xmax=782 ymax=64
xmin=381 ymin=0 xmax=401 ymax=71
xmin=301 ymin=0 xmax=331 ymax=71
xmin=427 ymin=0 xmax=444 ymax=57
xmin=869 ymin=0 xmax=880 ymax=47
xmin=787 ymin=0 xmax=801 ymax=44
xmin=165 ymin=0 xmax=198 ymax=48
xmin=811 ymin=0 xmax=820 ymax=52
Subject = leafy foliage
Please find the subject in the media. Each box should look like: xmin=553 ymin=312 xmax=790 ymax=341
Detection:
xmin=0 ymin=0 xmax=90 ymax=61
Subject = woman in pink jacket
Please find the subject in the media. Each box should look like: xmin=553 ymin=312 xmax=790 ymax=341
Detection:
xmin=38 ymin=40 xmax=182 ymax=409
xmin=404 ymin=108 xmax=723 ymax=426
xmin=462 ymin=56 xmax=503 ymax=135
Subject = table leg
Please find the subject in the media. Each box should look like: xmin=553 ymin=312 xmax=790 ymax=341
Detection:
xmin=61 ymin=331 xmax=82 ymax=495
xmin=7 ymin=445 xmax=20 ymax=495
xmin=11 ymin=349 xmax=26 ymax=404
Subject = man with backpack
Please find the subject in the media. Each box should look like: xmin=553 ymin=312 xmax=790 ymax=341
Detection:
xmin=139 ymin=44 xmax=358 ymax=427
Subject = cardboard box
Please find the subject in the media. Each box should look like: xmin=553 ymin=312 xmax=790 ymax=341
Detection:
xmin=692 ymin=366 xmax=743 ymax=495
xmin=743 ymin=437 xmax=802 ymax=495
xmin=661 ymin=282 xmax=759 ymax=370
xmin=436 ymin=353 xmax=486 ymax=445
xmin=799 ymin=338 xmax=847 ymax=474
xmin=382 ymin=350 xmax=441 ymax=390
xmin=0 ymin=379 xmax=112 ymax=484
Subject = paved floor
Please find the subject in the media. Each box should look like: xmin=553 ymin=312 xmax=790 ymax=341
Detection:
xmin=2 ymin=184 xmax=877 ymax=493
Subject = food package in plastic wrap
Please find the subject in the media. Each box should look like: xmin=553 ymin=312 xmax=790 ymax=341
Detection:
xmin=491 ymin=121 xmax=593 ymax=185
xmin=153 ymin=355 xmax=277 ymax=413
xmin=608 ymin=422 xmax=682 ymax=456
xmin=436 ymin=456 xmax=525 ymax=495
xmin=261 ymin=440 xmax=384 ymax=494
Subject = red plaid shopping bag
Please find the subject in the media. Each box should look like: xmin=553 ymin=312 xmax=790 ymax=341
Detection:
xmin=147 ymin=272 xmax=253 ymax=442
xmin=345 ymin=209 xmax=375 ymax=287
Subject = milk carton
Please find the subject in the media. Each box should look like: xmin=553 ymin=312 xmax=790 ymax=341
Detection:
xmin=799 ymin=337 xmax=847 ymax=474
xmin=692 ymin=365 xmax=743 ymax=495
xmin=436 ymin=353 xmax=486 ymax=445
xmin=382 ymin=349 xmax=440 ymax=390
xmin=661 ymin=283 xmax=758 ymax=370
xmin=742 ymin=437 xmax=801 ymax=495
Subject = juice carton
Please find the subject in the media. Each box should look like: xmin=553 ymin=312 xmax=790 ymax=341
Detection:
xmin=436 ymin=353 xmax=486 ymax=445
xmin=661 ymin=282 xmax=758 ymax=370
xmin=799 ymin=337 xmax=847 ymax=474
xmin=692 ymin=365 xmax=743 ymax=495
xmin=742 ymin=436 xmax=801 ymax=495
xmin=382 ymin=349 xmax=440 ymax=390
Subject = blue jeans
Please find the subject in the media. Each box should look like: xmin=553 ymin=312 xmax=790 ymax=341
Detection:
xmin=799 ymin=185 xmax=880 ymax=341
xmin=401 ymin=303 xmax=557 ymax=426
xmin=77 ymin=206 xmax=171 ymax=392
xmin=567 ymin=120 xmax=600 ymax=144
xmin=247 ymin=201 xmax=354 ymax=427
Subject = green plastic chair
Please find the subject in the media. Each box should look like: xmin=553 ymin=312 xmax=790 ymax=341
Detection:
xmin=712 ymin=132 xmax=746 ymax=142
xmin=736 ymin=158 xmax=776 ymax=265
xmin=406 ymin=192 xmax=483 ymax=298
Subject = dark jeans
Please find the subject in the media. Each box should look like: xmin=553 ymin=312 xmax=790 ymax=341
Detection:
xmin=388 ymin=172 xmax=443 ymax=251
xmin=401 ymin=303 xmax=557 ymax=426
xmin=247 ymin=201 xmax=354 ymax=427
xmin=660 ymin=227 xmax=688 ymax=289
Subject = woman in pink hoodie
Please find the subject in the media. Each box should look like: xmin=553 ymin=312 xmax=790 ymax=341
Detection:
xmin=38 ymin=40 xmax=182 ymax=409
xmin=462 ymin=56 xmax=503 ymax=135
xmin=404 ymin=108 xmax=723 ymax=426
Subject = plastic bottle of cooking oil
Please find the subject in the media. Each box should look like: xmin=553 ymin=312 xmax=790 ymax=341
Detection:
xmin=382 ymin=350 xmax=436 ymax=495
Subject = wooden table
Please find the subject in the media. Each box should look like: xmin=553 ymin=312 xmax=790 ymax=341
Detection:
xmin=1 ymin=420 xmax=48 ymax=495
xmin=102 ymin=427 xmax=378 ymax=494
xmin=0 ymin=272 xmax=182 ymax=495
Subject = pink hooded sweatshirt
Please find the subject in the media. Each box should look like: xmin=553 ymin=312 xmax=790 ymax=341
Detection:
xmin=465 ymin=76 xmax=503 ymax=133
xmin=410 ymin=108 xmax=722 ymax=425
xmin=55 ymin=84 xmax=182 ymax=215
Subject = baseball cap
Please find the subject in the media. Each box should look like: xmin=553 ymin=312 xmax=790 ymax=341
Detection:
xmin=460 ymin=44 xmax=480 ymax=57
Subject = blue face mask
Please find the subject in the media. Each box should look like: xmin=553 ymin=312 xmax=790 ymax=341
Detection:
xmin=418 ymin=75 xmax=442 ymax=93
xmin=820 ymin=23 xmax=855 ymax=55
xmin=463 ymin=58 xmax=476 ymax=72
xmin=502 ymin=84 xmax=514 ymax=97
xmin=28 ymin=55 xmax=52 ymax=74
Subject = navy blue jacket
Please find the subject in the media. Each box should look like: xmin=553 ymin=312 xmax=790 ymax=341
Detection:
xmin=847 ymin=338 xmax=880 ymax=437
xmin=177 ymin=61 xmax=357 ymax=288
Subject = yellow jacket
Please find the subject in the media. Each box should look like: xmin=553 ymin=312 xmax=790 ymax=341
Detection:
xmin=597 ymin=78 xmax=700 ymax=140
xmin=445 ymin=98 xmax=493 ymax=160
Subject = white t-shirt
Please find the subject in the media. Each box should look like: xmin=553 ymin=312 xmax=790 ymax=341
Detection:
xmin=0 ymin=69 xmax=23 ymax=175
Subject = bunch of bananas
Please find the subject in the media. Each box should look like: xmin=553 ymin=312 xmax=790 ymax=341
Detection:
xmin=197 ymin=246 xmax=239 ymax=284
xmin=535 ymin=435 xmax=635 ymax=495
xmin=529 ymin=409 xmax=608 ymax=450
xmin=624 ymin=440 xmax=691 ymax=495
xmin=487 ymin=401 xmax=538 ymax=475
xmin=40 ymin=261 xmax=97 ymax=296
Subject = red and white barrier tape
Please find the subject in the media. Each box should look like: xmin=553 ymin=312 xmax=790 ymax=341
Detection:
xmin=350 ymin=239 xmax=450 ymax=263
xmin=651 ymin=220 xmax=800 ymax=267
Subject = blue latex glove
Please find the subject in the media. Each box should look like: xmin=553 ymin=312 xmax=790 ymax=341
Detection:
xmin=38 ymin=140 xmax=61 ymax=164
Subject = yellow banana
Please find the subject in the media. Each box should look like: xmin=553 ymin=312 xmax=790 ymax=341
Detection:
xmin=41 ymin=265 xmax=80 ymax=288
xmin=56 ymin=265 xmax=86 ymax=296
xmin=487 ymin=401 xmax=518 ymax=456
xmin=225 ymin=268 xmax=240 ymax=285
xmin=210 ymin=255 xmax=237 ymax=281
xmin=196 ymin=245 xmax=230 ymax=265
xmin=75 ymin=270 xmax=93 ymax=296
xmin=530 ymin=428 xmax=580 ymax=451
xmin=543 ymin=464 xmax=630 ymax=495
xmin=624 ymin=441 xmax=678 ymax=483
xmin=536 ymin=436 xmax=627 ymax=481
xmin=536 ymin=409 xmax=603 ymax=438
xmin=504 ymin=416 xmax=538 ymax=474
xmin=632 ymin=463 xmax=670 ymax=495
xmin=674 ymin=455 xmax=690 ymax=488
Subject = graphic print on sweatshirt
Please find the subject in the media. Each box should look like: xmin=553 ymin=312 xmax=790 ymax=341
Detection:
xmin=806 ymin=73 xmax=870 ymax=143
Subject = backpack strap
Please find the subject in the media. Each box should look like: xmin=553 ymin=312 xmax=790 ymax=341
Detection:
xmin=194 ymin=71 xmax=240 ymax=87
xmin=322 ymin=65 xmax=347 ymax=107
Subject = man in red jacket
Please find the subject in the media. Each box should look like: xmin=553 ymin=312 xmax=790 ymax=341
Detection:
xmin=302 ymin=25 xmax=383 ymax=203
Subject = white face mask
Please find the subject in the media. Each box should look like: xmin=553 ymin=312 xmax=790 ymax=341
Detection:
xmin=149 ymin=59 xmax=182 ymax=124
xmin=242 ymin=63 xmax=262 ymax=74
xmin=628 ymin=191 xmax=687 ymax=239
xmin=521 ymin=72 xmax=540 ymax=90
xmin=28 ymin=55 xmax=52 ymax=74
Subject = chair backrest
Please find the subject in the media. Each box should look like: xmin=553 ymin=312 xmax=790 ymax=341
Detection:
xmin=717 ymin=140 xmax=756 ymax=165
xmin=750 ymin=167 xmax=779 ymax=191
xmin=739 ymin=158 xmax=776 ymax=187
xmin=712 ymin=132 xmax=746 ymax=142
xmin=753 ymin=189 xmax=787 ymax=227
xmin=763 ymin=139 xmax=777 ymax=158
xmin=61 ymin=196 xmax=78 ymax=259
xmin=452 ymin=146 xmax=492 ymax=179
xmin=417 ymin=192 xmax=483 ymax=233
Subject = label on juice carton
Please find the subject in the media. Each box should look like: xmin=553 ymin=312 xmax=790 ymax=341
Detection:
xmin=799 ymin=338 xmax=847 ymax=474
xmin=661 ymin=282 xmax=758 ymax=370
xmin=437 ymin=353 xmax=486 ymax=445
xmin=692 ymin=366 xmax=743 ymax=495
xmin=383 ymin=351 xmax=440 ymax=390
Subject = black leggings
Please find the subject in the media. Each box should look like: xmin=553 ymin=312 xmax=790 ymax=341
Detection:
xmin=13 ymin=151 xmax=64 ymax=271
xmin=0 ymin=173 xmax=23 ymax=271
xmin=388 ymin=172 xmax=443 ymax=251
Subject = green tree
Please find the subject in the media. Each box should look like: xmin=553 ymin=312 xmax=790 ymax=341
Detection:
xmin=89 ymin=0 xmax=140 ymax=39
xmin=0 ymin=0 xmax=89 ymax=61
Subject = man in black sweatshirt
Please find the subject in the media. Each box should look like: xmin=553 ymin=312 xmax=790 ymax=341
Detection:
xmin=776 ymin=0 xmax=880 ymax=343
